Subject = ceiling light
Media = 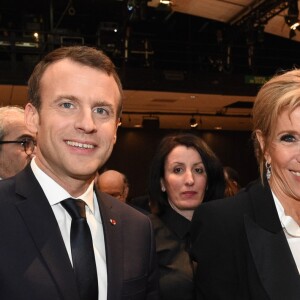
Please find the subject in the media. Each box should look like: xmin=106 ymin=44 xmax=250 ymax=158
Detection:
xmin=127 ymin=0 xmax=134 ymax=11
xmin=190 ymin=117 xmax=198 ymax=128
xmin=285 ymin=0 xmax=300 ymax=33
xmin=160 ymin=0 xmax=172 ymax=5
xmin=291 ymin=21 xmax=300 ymax=30
xmin=68 ymin=4 xmax=76 ymax=16
xmin=286 ymin=15 xmax=300 ymax=30
xmin=33 ymin=32 xmax=39 ymax=42
xmin=214 ymin=126 xmax=222 ymax=130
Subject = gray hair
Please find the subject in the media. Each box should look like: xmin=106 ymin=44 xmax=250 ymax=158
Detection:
xmin=0 ymin=105 xmax=25 ymax=142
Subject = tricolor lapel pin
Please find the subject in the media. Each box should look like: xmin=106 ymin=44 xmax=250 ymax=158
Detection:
xmin=110 ymin=219 xmax=117 ymax=226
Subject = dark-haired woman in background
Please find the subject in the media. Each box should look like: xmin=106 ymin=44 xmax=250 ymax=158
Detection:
xmin=148 ymin=133 xmax=225 ymax=300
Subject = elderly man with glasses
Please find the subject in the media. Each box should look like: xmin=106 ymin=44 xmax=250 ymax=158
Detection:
xmin=0 ymin=106 xmax=36 ymax=179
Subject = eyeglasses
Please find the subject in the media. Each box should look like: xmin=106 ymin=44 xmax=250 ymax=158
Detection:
xmin=0 ymin=138 xmax=36 ymax=156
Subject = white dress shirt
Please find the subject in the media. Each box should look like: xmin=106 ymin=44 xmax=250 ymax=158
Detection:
xmin=273 ymin=191 xmax=300 ymax=273
xmin=31 ymin=158 xmax=107 ymax=300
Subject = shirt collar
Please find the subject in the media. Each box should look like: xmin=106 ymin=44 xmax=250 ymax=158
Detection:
xmin=272 ymin=190 xmax=300 ymax=237
xmin=30 ymin=157 xmax=95 ymax=213
xmin=161 ymin=207 xmax=191 ymax=239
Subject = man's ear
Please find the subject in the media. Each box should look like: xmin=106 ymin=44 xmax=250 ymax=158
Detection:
xmin=124 ymin=185 xmax=129 ymax=200
xmin=256 ymin=130 xmax=271 ymax=162
xmin=113 ymin=118 xmax=120 ymax=144
xmin=25 ymin=103 xmax=39 ymax=134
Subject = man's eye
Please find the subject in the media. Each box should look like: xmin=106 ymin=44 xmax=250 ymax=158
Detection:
xmin=61 ymin=102 xmax=73 ymax=109
xmin=280 ymin=134 xmax=296 ymax=143
xmin=94 ymin=107 xmax=109 ymax=115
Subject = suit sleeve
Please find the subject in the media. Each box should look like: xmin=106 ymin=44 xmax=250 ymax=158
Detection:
xmin=190 ymin=202 xmax=241 ymax=300
xmin=145 ymin=216 xmax=160 ymax=300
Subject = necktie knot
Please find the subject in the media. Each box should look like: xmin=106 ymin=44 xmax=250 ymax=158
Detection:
xmin=61 ymin=198 xmax=86 ymax=220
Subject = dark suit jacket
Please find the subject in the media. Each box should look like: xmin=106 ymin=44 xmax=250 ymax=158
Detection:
xmin=0 ymin=165 xmax=159 ymax=300
xmin=190 ymin=179 xmax=300 ymax=300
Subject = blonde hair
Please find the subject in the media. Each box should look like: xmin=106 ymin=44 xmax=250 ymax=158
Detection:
xmin=252 ymin=69 xmax=300 ymax=180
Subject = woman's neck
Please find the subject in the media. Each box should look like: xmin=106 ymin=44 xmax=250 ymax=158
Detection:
xmin=168 ymin=199 xmax=194 ymax=221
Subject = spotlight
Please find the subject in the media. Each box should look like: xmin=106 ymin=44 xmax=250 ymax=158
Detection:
xmin=160 ymin=0 xmax=173 ymax=4
xmin=285 ymin=15 xmax=300 ymax=30
xmin=127 ymin=0 xmax=134 ymax=11
xmin=190 ymin=117 xmax=198 ymax=128
xmin=291 ymin=21 xmax=300 ymax=30
xmin=68 ymin=6 xmax=76 ymax=16
xmin=285 ymin=0 xmax=300 ymax=37
xmin=33 ymin=32 xmax=39 ymax=42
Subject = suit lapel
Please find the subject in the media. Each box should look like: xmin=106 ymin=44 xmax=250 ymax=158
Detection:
xmin=245 ymin=181 xmax=300 ymax=300
xmin=15 ymin=166 xmax=80 ymax=300
xmin=96 ymin=190 xmax=123 ymax=300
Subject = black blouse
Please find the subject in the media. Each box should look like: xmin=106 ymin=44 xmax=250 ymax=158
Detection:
xmin=150 ymin=207 xmax=196 ymax=300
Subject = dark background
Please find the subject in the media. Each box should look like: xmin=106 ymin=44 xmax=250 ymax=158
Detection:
xmin=2 ymin=0 xmax=300 ymax=91
xmin=1 ymin=0 xmax=298 ymax=199
xmin=102 ymin=128 xmax=257 ymax=199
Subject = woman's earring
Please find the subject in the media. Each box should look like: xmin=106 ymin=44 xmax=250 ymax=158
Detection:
xmin=161 ymin=186 xmax=166 ymax=192
xmin=265 ymin=161 xmax=271 ymax=180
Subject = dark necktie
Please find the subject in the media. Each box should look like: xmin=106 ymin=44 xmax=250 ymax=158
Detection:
xmin=61 ymin=198 xmax=98 ymax=300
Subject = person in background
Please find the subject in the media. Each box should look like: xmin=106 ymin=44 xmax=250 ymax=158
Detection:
xmin=0 ymin=46 xmax=159 ymax=300
xmin=129 ymin=194 xmax=151 ymax=213
xmin=148 ymin=132 xmax=225 ymax=300
xmin=96 ymin=169 xmax=129 ymax=203
xmin=223 ymin=166 xmax=241 ymax=196
xmin=191 ymin=69 xmax=300 ymax=299
xmin=0 ymin=105 xmax=36 ymax=179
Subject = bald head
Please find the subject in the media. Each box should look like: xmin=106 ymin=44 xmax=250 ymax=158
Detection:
xmin=96 ymin=170 xmax=129 ymax=202
xmin=0 ymin=106 xmax=36 ymax=179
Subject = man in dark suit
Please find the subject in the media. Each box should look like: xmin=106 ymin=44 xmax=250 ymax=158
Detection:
xmin=0 ymin=46 xmax=159 ymax=300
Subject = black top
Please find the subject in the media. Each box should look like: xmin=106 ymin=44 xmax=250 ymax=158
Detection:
xmin=150 ymin=207 xmax=196 ymax=300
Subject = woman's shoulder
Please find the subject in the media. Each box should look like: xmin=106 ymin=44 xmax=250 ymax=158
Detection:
xmin=205 ymin=179 xmax=261 ymax=208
